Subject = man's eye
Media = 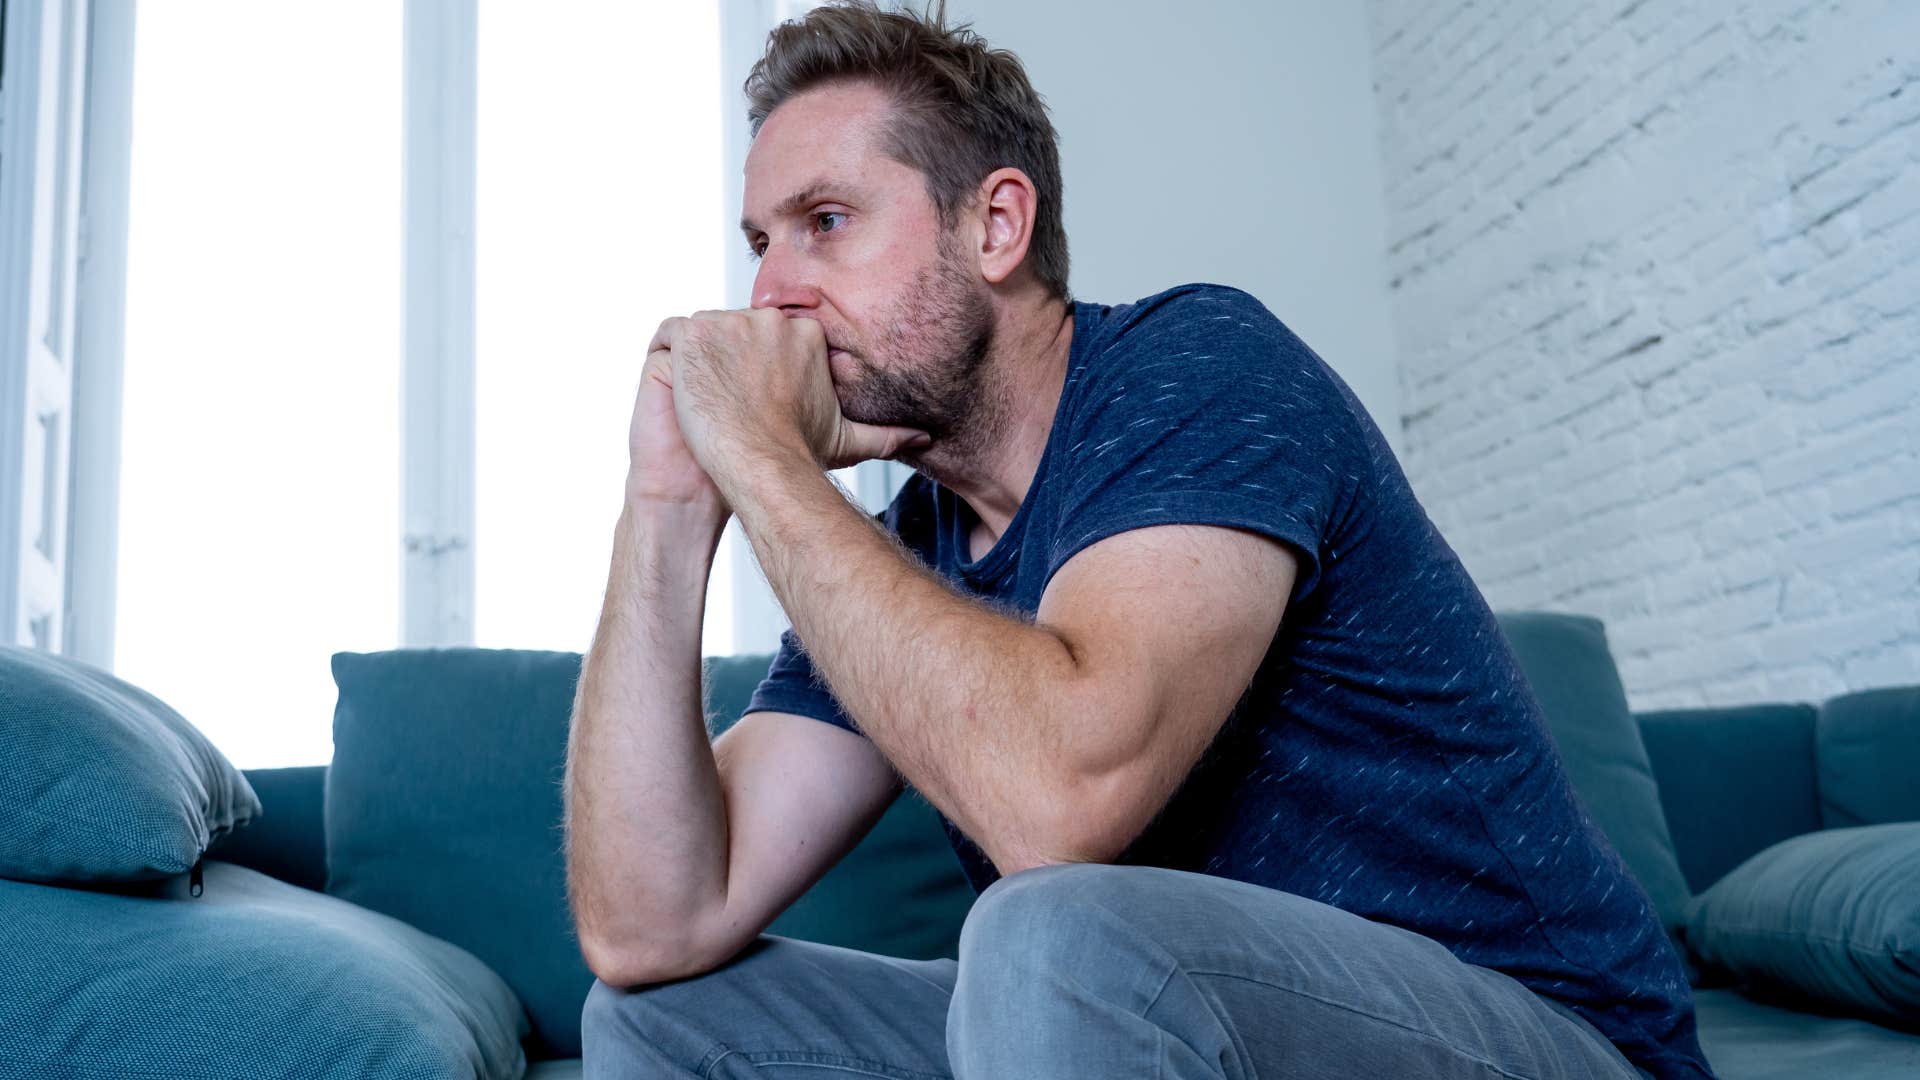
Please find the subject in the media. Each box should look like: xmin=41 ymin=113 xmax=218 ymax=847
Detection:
xmin=814 ymin=211 xmax=846 ymax=234
xmin=746 ymin=243 xmax=765 ymax=262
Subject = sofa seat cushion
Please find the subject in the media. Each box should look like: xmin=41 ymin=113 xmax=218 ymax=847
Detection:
xmin=0 ymin=860 xmax=527 ymax=1078
xmin=1691 ymin=988 xmax=1920 ymax=1079
xmin=0 ymin=645 xmax=260 ymax=883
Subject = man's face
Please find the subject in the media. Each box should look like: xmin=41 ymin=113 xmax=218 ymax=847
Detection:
xmin=740 ymin=80 xmax=995 ymax=440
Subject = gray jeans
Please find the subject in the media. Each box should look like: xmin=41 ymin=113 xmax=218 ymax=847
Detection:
xmin=582 ymin=862 xmax=1652 ymax=1079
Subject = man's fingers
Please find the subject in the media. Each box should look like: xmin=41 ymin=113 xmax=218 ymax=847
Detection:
xmin=646 ymin=316 xmax=689 ymax=357
xmin=829 ymin=421 xmax=934 ymax=468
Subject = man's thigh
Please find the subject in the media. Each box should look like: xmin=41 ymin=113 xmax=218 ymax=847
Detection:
xmin=581 ymin=935 xmax=957 ymax=1080
xmin=952 ymin=863 xmax=1650 ymax=1080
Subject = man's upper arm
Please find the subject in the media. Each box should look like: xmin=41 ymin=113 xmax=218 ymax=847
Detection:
xmin=683 ymin=710 xmax=902 ymax=973
xmin=1035 ymin=522 xmax=1297 ymax=865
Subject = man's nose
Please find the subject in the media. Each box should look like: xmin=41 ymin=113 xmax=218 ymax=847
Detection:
xmin=749 ymin=244 xmax=821 ymax=311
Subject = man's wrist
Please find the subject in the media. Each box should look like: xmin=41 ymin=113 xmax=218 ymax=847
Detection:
xmin=621 ymin=490 xmax=730 ymax=554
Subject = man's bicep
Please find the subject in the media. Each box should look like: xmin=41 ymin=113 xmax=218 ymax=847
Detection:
xmin=693 ymin=710 xmax=902 ymax=968
xmin=1034 ymin=523 xmax=1296 ymax=854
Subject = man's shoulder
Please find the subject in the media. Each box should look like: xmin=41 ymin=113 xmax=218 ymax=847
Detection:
xmin=1098 ymin=281 xmax=1274 ymax=337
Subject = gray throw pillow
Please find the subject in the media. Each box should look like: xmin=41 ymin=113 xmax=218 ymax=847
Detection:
xmin=1687 ymin=823 xmax=1920 ymax=1031
xmin=0 ymin=645 xmax=260 ymax=883
xmin=0 ymin=860 xmax=527 ymax=1077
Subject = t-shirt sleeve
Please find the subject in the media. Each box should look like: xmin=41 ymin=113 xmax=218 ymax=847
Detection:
xmin=1046 ymin=286 xmax=1359 ymax=606
xmin=740 ymin=625 xmax=864 ymax=737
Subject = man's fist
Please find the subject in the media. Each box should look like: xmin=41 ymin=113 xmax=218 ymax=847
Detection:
xmin=625 ymin=344 xmax=726 ymax=515
xmin=647 ymin=308 xmax=932 ymax=487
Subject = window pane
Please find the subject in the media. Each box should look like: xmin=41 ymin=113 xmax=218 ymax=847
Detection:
xmin=474 ymin=2 xmax=726 ymax=652
xmin=117 ymin=2 xmax=401 ymax=768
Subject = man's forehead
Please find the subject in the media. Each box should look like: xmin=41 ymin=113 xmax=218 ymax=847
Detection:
xmin=741 ymin=83 xmax=895 ymax=230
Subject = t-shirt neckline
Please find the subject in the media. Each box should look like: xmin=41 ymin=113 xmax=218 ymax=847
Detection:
xmin=943 ymin=299 xmax=1097 ymax=584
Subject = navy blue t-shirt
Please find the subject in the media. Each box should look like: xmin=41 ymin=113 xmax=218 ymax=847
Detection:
xmin=744 ymin=283 xmax=1713 ymax=1079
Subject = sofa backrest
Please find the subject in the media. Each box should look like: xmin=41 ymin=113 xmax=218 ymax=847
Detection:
xmin=1635 ymin=703 xmax=1822 ymax=895
xmin=1815 ymin=686 xmax=1920 ymax=829
xmin=210 ymin=764 xmax=327 ymax=890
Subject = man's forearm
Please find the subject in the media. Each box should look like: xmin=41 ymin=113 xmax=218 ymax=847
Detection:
xmin=564 ymin=495 xmax=730 ymax=980
xmin=726 ymin=453 xmax=1094 ymax=875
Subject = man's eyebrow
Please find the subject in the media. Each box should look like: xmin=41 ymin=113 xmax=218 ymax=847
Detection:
xmin=739 ymin=180 xmax=860 ymax=235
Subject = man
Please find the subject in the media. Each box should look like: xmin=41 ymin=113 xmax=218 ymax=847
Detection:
xmin=564 ymin=2 xmax=1715 ymax=1077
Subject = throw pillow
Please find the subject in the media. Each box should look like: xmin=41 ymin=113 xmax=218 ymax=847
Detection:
xmin=326 ymin=647 xmax=593 ymax=1060
xmin=0 ymin=860 xmax=527 ymax=1078
xmin=0 ymin=644 xmax=260 ymax=883
xmin=1494 ymin=612 xmax=1694 ymax=934
xmin=1686 ymin=822 xmax=1920 ymax=1031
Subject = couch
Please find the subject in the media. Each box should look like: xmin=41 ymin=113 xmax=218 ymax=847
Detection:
xmin=3 ymin=611 xmax=1915 ymax=1077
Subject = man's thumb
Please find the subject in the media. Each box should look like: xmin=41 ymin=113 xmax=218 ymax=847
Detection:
xmin=833 ymin=422 xmax=933 ymax=466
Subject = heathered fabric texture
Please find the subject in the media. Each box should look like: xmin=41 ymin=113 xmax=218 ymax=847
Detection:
xmin=0 ymin=644 xmax=259 ymax=883
xmin=745 ymin=283 xmax=1714 ymax=1079
xmin=0 ymin=860 xmax=527 ymax=1078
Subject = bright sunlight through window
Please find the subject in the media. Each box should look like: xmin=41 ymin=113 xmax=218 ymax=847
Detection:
xmin=117 ymin=2 xmax=727 ymax=767
xmin=118 ymin=3 xmax=402 ymax=769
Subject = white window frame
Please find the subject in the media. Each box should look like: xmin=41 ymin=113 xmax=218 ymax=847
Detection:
xmin=0 ymin=0 xmax=91 ymax=654
xmin=399 ymin=0 xmax=476 ymax=648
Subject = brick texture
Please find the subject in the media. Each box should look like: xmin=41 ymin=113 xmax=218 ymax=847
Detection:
xmin=1365 ymin=0 xmax=1919 ymax=709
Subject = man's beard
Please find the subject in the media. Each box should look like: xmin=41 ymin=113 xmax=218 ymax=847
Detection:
xmin=834 ymin=233 xmax=998 ymax=446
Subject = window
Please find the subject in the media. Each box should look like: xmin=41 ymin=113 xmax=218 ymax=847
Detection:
xmin=81 ymin=0 xmax=879 ymax=767
xmin=115 ymin=2 xmax=402 ymax=768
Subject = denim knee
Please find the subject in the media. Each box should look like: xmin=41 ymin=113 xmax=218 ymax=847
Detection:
xmin=579 ymin=977 xmax=699 ymax=1079
xmin=956 ymin=863 xmax=1169 ymax=990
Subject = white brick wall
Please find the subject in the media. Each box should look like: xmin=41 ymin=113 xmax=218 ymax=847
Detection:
xmin=1365 ymin=0 xmax=1919 ymax=710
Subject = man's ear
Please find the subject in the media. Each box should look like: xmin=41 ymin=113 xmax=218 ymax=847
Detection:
xmin=974 ymin=167 xmax=1039 ymax=286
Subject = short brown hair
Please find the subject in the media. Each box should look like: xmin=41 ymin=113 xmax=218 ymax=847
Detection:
xmin=744 ymin=0 xmax=1071 ymax=301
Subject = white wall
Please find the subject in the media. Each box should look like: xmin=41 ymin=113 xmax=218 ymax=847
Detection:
xmin=949 ymin=0 xmax=1402 ymax=453
xmin=1367 ymin=0 xmax=1920 ymax=709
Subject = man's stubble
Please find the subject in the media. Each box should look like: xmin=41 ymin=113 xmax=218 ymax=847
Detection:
xmin=834 ymin=230 xmax=1014 ymax=476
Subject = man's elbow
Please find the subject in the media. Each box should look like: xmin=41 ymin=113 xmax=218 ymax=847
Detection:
xmin=578 ymin=927 xmax=718 ymax=989
xmin=987 ymin=779 xmax=1137 ymax=877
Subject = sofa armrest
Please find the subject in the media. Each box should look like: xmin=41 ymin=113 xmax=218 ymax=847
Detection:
xmin=1635 ymin=704 xmax=1821 ymax=894
xmin=206 ymin=765 xmax=329 ymax=891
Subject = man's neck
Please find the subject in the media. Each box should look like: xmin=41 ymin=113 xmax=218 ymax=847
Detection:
xmin=909 ymin=295 xmax=1074 ymax=549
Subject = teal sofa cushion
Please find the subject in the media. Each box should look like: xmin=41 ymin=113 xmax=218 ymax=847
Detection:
xmin=0 ymin=644 xmax=260 ymax=883
xmin=327 ymin=647 xmax=594 ymax=1061
xmin=1687 ymin=823 xmax=1920 ymax=1032
xmin=208 ymin=765 xmax=329 ymax=892
xmin=1817 ymin=687 xmax=1920 ymax=830
xmin=1690 ymin=987 xmax=1920 ymax=1079
xmin=1637 ymin=703 xmax=1822 ymax=894
xmin=326 ymin=648 xmax=977 ymax=1062
xmin=704 ymin=653 xmax=976 ymax=960
xmin=0 ymin=860 xmax=527 ymax=1078
xmin=1494 ymin=613 xmax=1694 ymax=934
